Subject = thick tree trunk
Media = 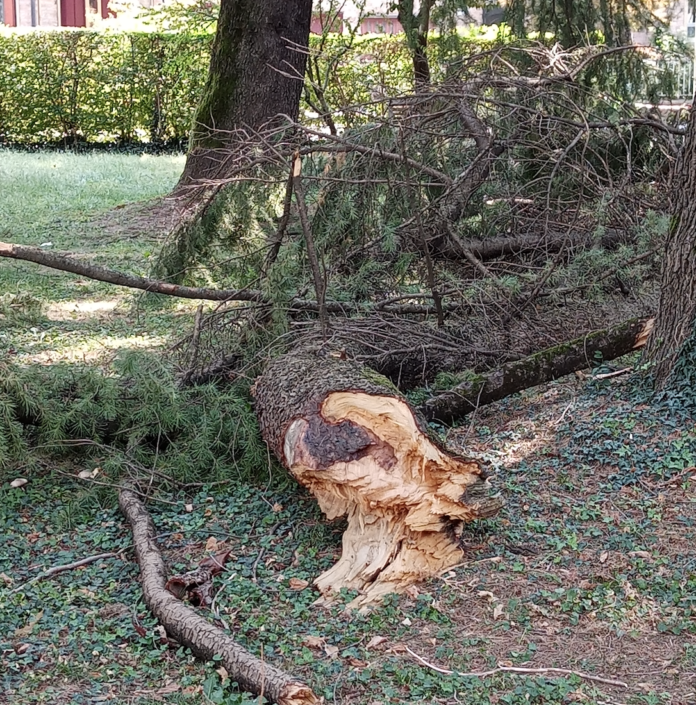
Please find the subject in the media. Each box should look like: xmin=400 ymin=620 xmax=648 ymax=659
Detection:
xmin=177 ymin=0 xmax=313 ymax=187
xmin=119 ymin=487 xmax=318 ymax=705
xmin=423 ymin=317 xmax=655 ymax=424
xmin=644 ymin=108 xmax=696 ymax=387
xmin=251 ymin=348 xmax=502 ymax=609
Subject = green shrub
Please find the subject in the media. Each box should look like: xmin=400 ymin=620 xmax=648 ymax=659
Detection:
xmin=0 ymin=29 xmax=211 ymax=144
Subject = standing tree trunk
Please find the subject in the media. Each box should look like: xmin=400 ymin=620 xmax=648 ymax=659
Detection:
xmin=643 ymin=108 xmax=696 ymax=388
xmin=397 ymin=0 xmax=433 ymax=89
xmin=252 ymin=348 xmax=502 ymax=609
xmin=177 ymin=0 xmax=313 ymax=187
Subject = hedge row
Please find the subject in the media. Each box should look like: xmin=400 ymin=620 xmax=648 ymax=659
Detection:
xmin=0 ymin=30 xmax=212 ymax=144
xmin=0 ymin=27 xmax=503 ymax=145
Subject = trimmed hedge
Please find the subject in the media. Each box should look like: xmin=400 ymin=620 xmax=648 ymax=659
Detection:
xmin=0 ymin=29 xmax=211 ymax=144
xmin=0 ymin=27 xmax=504 ymax=145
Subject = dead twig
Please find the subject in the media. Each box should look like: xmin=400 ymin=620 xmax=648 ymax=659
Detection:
xmin=12 ymin=550 xmax=129 ymax=594
xmin=404 ymin=646 xmax=629 ymax=689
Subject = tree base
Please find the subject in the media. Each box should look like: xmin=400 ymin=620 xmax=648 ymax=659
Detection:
xmin=253 ymin=352 xmax=502 ymax=608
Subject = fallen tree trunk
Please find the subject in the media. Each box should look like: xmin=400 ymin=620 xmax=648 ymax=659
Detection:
xmin=251 ymin=348 xmax=502 ymax=609
xmin=118 ymin=487 xmax=318 ymax=705
xmin=422 ymin=317 xmax=654 ymax=424
xmin=441 ymin=227 xmax=629 ymax=262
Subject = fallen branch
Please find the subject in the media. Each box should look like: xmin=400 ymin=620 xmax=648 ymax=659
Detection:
xmin=0 ymin=240 xmax=455 ymax=316
xmin=252 ymin=347 xmax=502 ymax=609
xmin=441 ymin=227 xmax=629 ymax=262
xmin=118 ymin=487 xmax=318 ymax=705
xmin=0 ymin=241 xmax=265 ymax=303
xmin=405 ymin=646 xmax=629 ymax=689
xmin=423 ymin=317 xmax=654 ymax=423
xmin=11 ymin=550 xmax=125 ymax=594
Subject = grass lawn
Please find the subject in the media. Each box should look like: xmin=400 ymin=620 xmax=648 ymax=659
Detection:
xmin=0 ymin=149 xmax=188 ymax=366
xmin=0 ymin=150 xmax=695 ymax=705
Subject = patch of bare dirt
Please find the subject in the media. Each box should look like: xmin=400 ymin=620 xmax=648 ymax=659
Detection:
xmin=91 ymin=197 xmax=182 ymax=244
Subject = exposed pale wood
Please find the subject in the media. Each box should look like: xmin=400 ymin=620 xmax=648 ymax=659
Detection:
xmin=252 ymin=350 xmax=502 ymax=609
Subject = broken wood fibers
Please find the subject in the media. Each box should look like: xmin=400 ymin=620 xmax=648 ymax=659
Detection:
xmin=252 ymin=349 xmax=502 ymax=609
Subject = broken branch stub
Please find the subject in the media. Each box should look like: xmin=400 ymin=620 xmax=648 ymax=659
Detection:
xmin=252 ymin=349 xmax=502 ymax=608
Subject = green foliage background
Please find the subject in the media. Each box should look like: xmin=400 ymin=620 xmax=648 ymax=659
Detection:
xmin=0 ymin=29 xmax=211 ymax=144
xmin=0 ymin=28 xmax=502 ymax=144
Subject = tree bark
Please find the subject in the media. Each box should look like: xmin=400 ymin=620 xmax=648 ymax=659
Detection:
xmin=443 ymin=227 xmax=629 ymax=262
xmin=0 ymin=241 xmax=265 ymax=303
xmin=177 ymin=0 xmax=313 ymax=187
xmin=643 ymin=107 xmax=696 ymax=388
xmin=251 ymin=348 xmax=502 ymax=609
xmin=423 ymin=317 xmax=654 ymax=424
xmin=118 ymin=487 xmax=318 ymax=705
xmin=397 ymin=0 xmax=433 ymax=89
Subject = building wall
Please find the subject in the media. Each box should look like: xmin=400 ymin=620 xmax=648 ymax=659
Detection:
xmin=2 ymin=0 xmax=16 ymax=25
xmin=359 ymin=15 xmax=403 ymax=35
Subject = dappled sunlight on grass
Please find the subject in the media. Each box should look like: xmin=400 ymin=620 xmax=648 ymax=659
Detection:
xmin=15 ymin=332 xmax=170 ymax=366
xmin=0 ymin=150 xmax=185 ymax=243
xmin=45 ymin=299 xmax=121 ymax=320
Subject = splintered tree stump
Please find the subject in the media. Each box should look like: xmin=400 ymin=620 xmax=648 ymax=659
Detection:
xmin=252 ymin=349 xmax=502 ymax=608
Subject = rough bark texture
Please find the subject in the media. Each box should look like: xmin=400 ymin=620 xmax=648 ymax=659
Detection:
xmin=423 ymin=317 xmax=654 ymax=423
xmin=252 ymin=348 xmax=502 ymax=609
xmin=118 ymin=487 xmax=318 ymax=705
xmin=644 ymin=108 xmax=696 ymax=387
xmin=178 ymin=0 xmax=313 ymax=186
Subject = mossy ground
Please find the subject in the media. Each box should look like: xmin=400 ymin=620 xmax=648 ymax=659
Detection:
xmin=0 ymin=151 xmax=694 ymax=705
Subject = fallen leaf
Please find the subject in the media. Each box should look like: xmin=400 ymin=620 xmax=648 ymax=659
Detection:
xmin=599 ymin=551 xmax=609 ymax=564
xmin=200 ymin=549 xmax=233 ymax=574
xmin=493 ymin=603 xmax=505 ymax=620
xmin=215 ymin=666 xmax=229 ymax=684
xmin=629 ymin=550 xmax=651 ymax=560
xmin=289 ymin=577 xmax=309 ymax=591
xmin=366 ymin=635 xmax=388 ymax=650
xmin=10 ymin=478 xmax=28 ymax=488
xmin=346 ymin=657 xmax=368 ymax=668
xmin=324 ymin=643 xmax=339 ymax=659
xmin=0 ymin=572 xmax=13 ymax=585
xmin=387 ymin=643 xmax=407 ymax=654
xmin=182 ymin=685 xmax=202 ymax=696
xmin=303 ymin=635 xmax=326 ymax=649
xmin=205 ymin=536 xmax=219 ymax=552
xmin=477 ymin=590 xmax=496 ymax=602
xmin=272 ymin=503 xmax=283 ymax=512
xmin=14 ymin=643 xmax=29 ymax=655
xmin=184 ymin=504 xmax=194 ymax=513
xmin=78 ymin=470 xmax=93 ymax=480
xmin=132 ymin=616 xmax=147 ymax=637
xmin=401 ymin=617 xmax=412 ymax=626
xmin=14 ymin=611 xmax=43 ymax=638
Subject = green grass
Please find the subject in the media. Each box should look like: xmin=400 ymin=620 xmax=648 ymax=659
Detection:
xmin=0 ymin=150 xmax=184 ymax=241
xmin=0 ymin=149 xmax=189 ymax=366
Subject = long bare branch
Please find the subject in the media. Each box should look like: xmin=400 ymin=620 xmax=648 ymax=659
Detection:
xmin=0 ymin=241 xmax=266 ymax=303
